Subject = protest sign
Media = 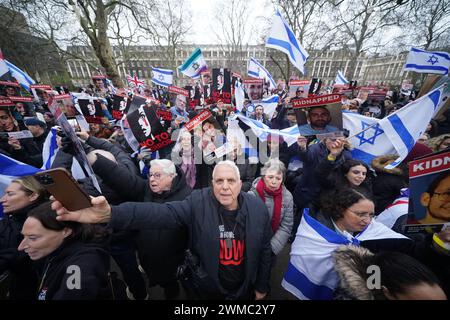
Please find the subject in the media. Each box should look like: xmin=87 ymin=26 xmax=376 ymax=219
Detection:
xmin=289 ymin=80 xmax=310 ymax=99
xmin=111 ymin=93 xmax=130 ymax=120
xmin=127 ymin=104 xmax=173 ymax=151
xmin=404 ymin=151 xmax=450 ymax=234
xmin=50 ymin=94 xmax=89 ymax=132
xmin=77 ymin=98 xmax=107 ymax=124
xmin=0 ymin=81 xmax=21 ymax=96
xmin=292 ymin=94 xmax=343 ymax=138
xmin=244 ymin=78 xmax=264 ymax=101
xmin=10 ymin=96 xmax=35 ymax=118
xmin=127 ymin=94 xmax=147 ymax=115
xmin=309 ymin=78 xmax=322 ymax=95
xmin=211 ymin=68 xmax=232 ymax=104
xmin=30 ymin=84 xmax=53 ymax=105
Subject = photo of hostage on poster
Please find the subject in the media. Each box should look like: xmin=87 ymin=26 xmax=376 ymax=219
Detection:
xmin=10 ymin=96 xmax=35 ymax=119
xmin=30 ymin=84 xmax=53 ymax=106
xmin=289 ymin=80 xmax=310 ymax=99
xmin=50 ymin=94 xmax=90 ymax=132
xmin=111 ymin=93 xmax=130 ymax=120
xmin=127 ymin=103 xmax=173 ymax=152
xmin=211 ymin=68 xmax=232 ymax=104
xmin=77 ymin=98 xmax=106 ymax=124
xmin=292 ymin=94 xmax=343 ymax=141
xmin=404 ymin=151 xmax=450 ymax=235
xmin=184 ymin=109 xmax=224 ymax=164
xmin=47 ymin=96 xmax=102 ymax=193
xmin=244 ymin=78 xmax=264 ymax=101
xmin=0 ymin=81 xmax=21 ymax=97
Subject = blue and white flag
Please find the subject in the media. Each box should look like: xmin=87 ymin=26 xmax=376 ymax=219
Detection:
xmin=282 ymin=209 xmax=407 ymax=300
xmin=151 ymin=67 xmax=173 ymax=87
xmin=105 ymin=78 xmax=117 ymax=94
xmin=334 ymin=70 xmax=348 ymax=85
xmin=343 ymin=84 xmax=448 ymax=168
xmin=247 ymin=57 xmax=276 ymax=90
xmin=178 ymin=48 xmax=208 ymax=79
xmin=5 ymin=59 xmax=35 ymax=91
xmin=404 ymin=47 xmax=450 ymax=75
xmin=40 ymin=127 xmax=88 ymax=180
xmin=257 ymin=95 xmax=279 ymax=119
xmin=0 ymin=153 xmax=41 ymax=218
xmin=266 ymin=11 xmax=309 ymax=74
xmin=234 ymin=80 xmax=246 ymax=112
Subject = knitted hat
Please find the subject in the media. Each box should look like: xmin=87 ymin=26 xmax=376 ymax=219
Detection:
xmin=24 ymin=117 xmax=46 ymax=128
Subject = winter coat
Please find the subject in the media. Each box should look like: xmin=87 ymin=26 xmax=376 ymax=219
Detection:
xmin=109 ymin=188 xmax=273 ymax=298
xmin=293 ymin=142 xmax=352 ymax=209
xmin=93 ymin=158 xmax=191 ymax=286
xmin=249 ymin=177 xmax=294 ymax=255
xmin=235 ymin=159 xmax=257 ymax=192
xmin=371 ymin=155 xmax=408 ymax=214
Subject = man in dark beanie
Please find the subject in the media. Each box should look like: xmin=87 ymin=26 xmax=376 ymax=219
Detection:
xmin=24 ymin=117 xmax=49 ymax=152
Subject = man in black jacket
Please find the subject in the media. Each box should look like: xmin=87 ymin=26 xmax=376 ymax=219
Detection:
xmin=52 ymin=160 xmax=273 ymax=300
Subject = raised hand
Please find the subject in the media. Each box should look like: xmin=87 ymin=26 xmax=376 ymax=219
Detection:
xmin=51 ymin=196 xmax=112 ymax=224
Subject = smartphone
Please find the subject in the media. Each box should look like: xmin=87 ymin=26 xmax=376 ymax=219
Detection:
xmin=35 ymin=168 xmax=92 ymax=211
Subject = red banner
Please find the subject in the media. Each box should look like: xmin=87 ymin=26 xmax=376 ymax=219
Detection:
xmin=168 ymin=86 xmax=189 ymax=97
xmin=185 ymin=110 xmax=212 ymax=131
xmin=0 ymin=81 xmax=20 ymax=87
xmin=9 ymin=96 xmax=33 ymax=102
xmin=292 ymin=94 xmax=341 ymax=108
xmin=0 ymin=98 xmax=14 ymax=106
xmin=30 ymin=84 xmax=52 ymax=90
xmin=409 ymin=151 xmax=450 ymax=178
xmin=289 ymin=80 xmax=310 ymax=86
xmin=243 ymin=78 xmax=263 ymax=84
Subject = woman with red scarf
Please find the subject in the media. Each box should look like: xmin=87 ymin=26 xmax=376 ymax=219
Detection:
xmin=249 ymin=159 xmax=294 ymax=256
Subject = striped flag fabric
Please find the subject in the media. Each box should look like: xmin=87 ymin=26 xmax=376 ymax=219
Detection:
xmin=282 ymin=209 xmax=408 ymax=300
xmin=151 ymin=67 xmax=173 ymax=87
xmin=247 ymin=57 xmax=276 ymax=89
xmin=178 ymin=48 xmax=208 ymax=79
xmin=334 ymin=70 xmax=349 ymax=85
xmin=4 ymin=60 xmax=35 ymax=91
xmin=266 ymin=11 xmax=309 ymax=74
xmin=404 ymin=47 xmax=450 ymax=75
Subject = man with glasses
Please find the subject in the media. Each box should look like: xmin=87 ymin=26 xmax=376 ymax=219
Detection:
xmin=297 ymin=106 xmax=339 ymax=136
xmin=419 ymin=172 xmax=450 ymax=224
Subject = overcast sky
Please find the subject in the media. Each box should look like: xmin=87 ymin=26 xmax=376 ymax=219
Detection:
xmin=186 ymin=0 xmax=273 ymax=45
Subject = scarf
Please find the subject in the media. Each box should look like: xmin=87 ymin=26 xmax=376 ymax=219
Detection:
xmin=256 ymin=178 xmax=283 ymax=232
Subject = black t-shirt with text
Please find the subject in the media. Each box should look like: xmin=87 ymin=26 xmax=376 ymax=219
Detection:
xmin=218 ymin=209 xmax=246 ymax=292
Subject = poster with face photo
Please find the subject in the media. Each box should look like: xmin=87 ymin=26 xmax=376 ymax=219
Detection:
xmin=292 ymin=94 xmax=343 ymax=139
xmin=10 ymin=97 xmax=35 ymax=118
xmin=168 ymin=86 xmax=189 ymax=113
xmin=127 ymin=104 xmax=173 ymax=152
xmin=211 ymin=68 xmax=231 ymax=104
xmin=30 ymin=84 xmax=53 ymax=106
xmin=127 ymin=94 xmax=148 ymax=115
xmin=289 ymin=80 xmax=310 ymax=99
xmin=111 ymin=94 xmax=130 ymax=120
xmin=185 ymin=109 xmax=223 ymax=163
xmin=0 ymin=81 xmax=21 ymax=97
xmin=404 ymin=151 xmax=450 ymax=235
xmin=48 ymin=94 xmax=80 ymax=118
xmin=309 ymin=78 xmax=322 ymax=95
xmin=78 ymin=99 xmax=105 ymax=124
xmin=244 ymin=78 xmax=264 ymax=101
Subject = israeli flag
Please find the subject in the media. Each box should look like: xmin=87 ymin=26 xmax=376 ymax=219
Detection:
xmin=105 ymin=78 xmax=117 ymax=94
xmin=247 ymin=57 xmax=276 ymax=89
xmin=41 ymin=128 xmax=88 ymax=180
xmin=236 ymin=114 xmax=299 ymax=144
xmin=234 ymin=80 xmax=246 ymax=112
xmin=266 ymin=11 xmax=309 ymax=74
xmin=151 ymin=67 xmax=173 ymax=87
xmin=0 ymin=153 xmax=41 ymax=218
xmin=343 ymin=83 xmax=448 ymax=168
xmin=5 ymin=59 xmax=35 ymax=91
xmin=404 ymin=47 xmax=450 ymax=75
xmin=178 ymin=48 xmax=208 ymax=79
xmin=282 ymin=209 xmax=408 ymax=300
xmin=375 ymin=189 xmax=409 ymax=229
xmin=334 ymin=70 xmax=349 ymax=85
xmin=257 ymin=95 xmax=279 ymax=119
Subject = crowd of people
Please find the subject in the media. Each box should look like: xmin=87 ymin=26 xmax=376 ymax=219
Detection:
xmin=0 ymin=74 xmax=449 ymax=301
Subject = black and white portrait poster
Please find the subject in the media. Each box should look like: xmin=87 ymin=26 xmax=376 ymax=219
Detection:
xmin=211 ymin=68 xmax=231 ymax=104
xmin=127 ymin=104 xmax=173 ymax=151
xmin=111 ymin=94 xmax=130 ymax=120
xmin=78 ymin=99 xmax=104 ymax=124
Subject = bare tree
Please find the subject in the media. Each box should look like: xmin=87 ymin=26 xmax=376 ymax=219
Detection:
xmin=329 ymin=0 xmax=406 ymax=81
xmin=406 ymin=0 xmax=450 ymax=50
xmin=211 ymin=0 xmax=253 ymax=74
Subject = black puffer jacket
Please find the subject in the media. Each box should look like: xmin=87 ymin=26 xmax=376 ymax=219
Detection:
xmin=109 ymin=188 xmax=273 ymax=299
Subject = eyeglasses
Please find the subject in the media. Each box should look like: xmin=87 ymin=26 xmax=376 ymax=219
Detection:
xmin=432 ymin=191 xmax=450 ymax=201
xmin=347 ymin=209 xmax=374 ymax=220
xmin=148 ymin=172 xmax=163 ymax=179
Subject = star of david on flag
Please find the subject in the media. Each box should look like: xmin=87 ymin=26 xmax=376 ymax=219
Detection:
xmin=151 ymin=67 xmax=173 ymax=87
xmin=355 ymin=122 xmax=384 ymax=146
xmin=343 ymin=84 xmax=448 ymax=168
xmin=404 ymin=47 xmax=450 ymax=75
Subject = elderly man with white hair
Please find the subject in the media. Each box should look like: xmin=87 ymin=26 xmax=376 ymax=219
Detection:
xmin=52 ymin=160 xmax=273 ymax=300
